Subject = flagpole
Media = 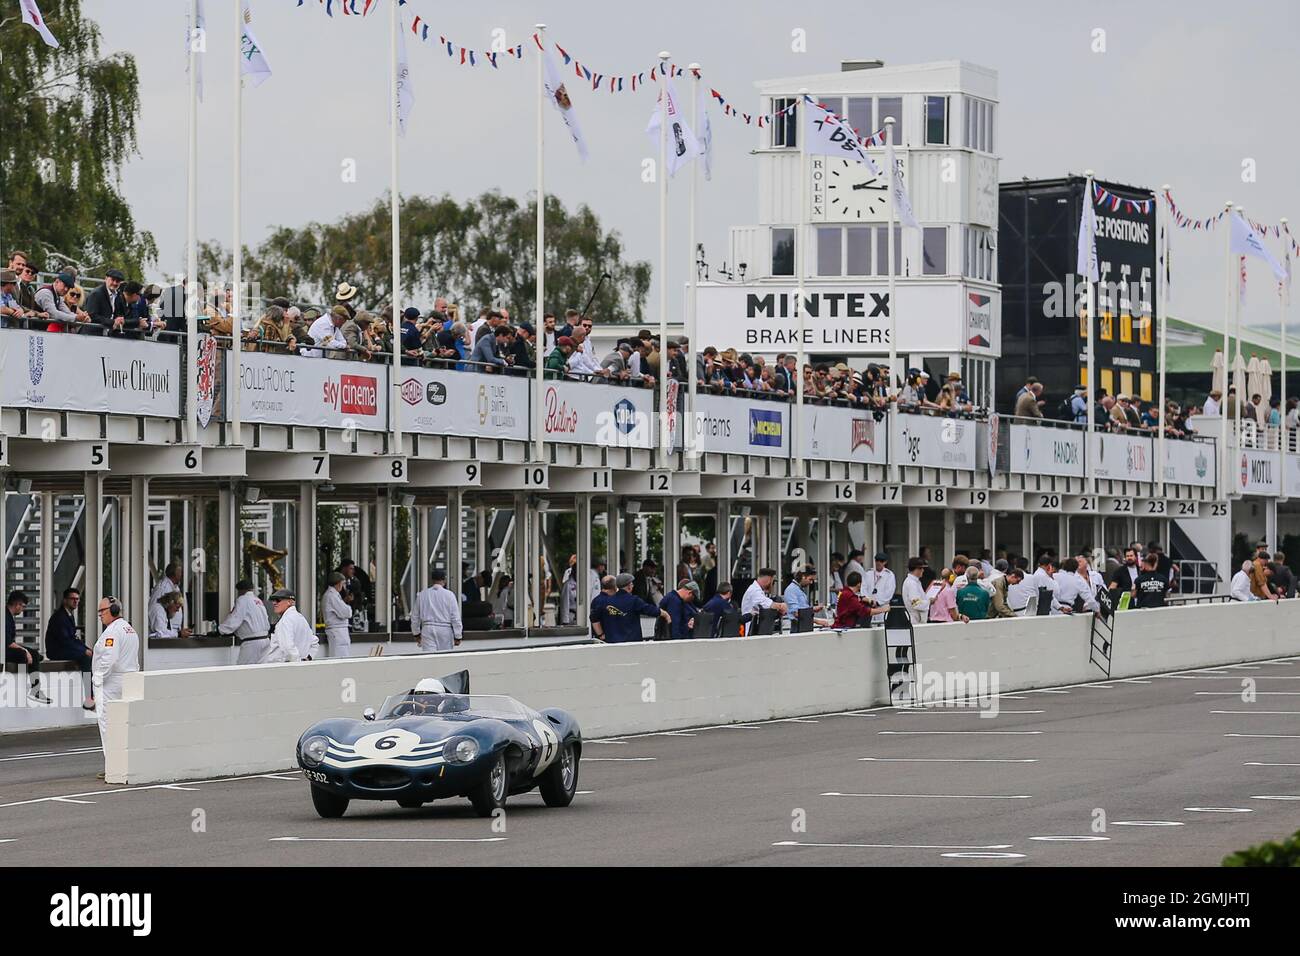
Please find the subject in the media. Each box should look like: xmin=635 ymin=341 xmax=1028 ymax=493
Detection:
xmin=795 ymin=89 xmax=809 ymax=466
xmin=885 ymin=115 xmax=898 ymax=485
xmin=657 ymin=52 xmax=670 ymax=459
xmin=1221 ymin=200 xmax=1233 ymax=499
xmin=1084 ymin=171 xmax=1097 ymax=497
xmin=1281 ymin=217 xmax=1289 ymax=456
xmin=186 ymin=0 xmax=199 ymax=443
xmin=231 ymin=0 xmax=243 ymax=447
xmin=534 ymin=24 xmax=546 ymax=466
xmin=1235 ymin=205 xmax=1245 ymax=486
xmin=389 ymin=0 xmax=402 ymax=456
xmin=1157 ymin=184 xmax=1170 ymax=498
xmin=686 ymin=62 xmax=701 ymax=464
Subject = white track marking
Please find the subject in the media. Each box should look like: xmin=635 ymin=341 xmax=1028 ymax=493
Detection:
xmin=1080 ymin=684 xmax=1115 ymax=689
xmin=716 ymin=724 xmax=762 ymax=730
xmin=1112 ymin=821 xmax=1184 ymax=827
xmin=1029 ymin=835 xmax=1109 ymax=842
xmin=1119 ymin=679 xmax=1152 ymax=684
xmin=270 ymin=836 xmax=507 ymax=844
xmin=585 ymin=757 xmax=656 ymax=762
xmin=860 ymin=757 xmax=1038 ymax=763
xmin=878 ymin=730 xmax=1043 ymax=736
xmin=1244 ymin=761 xmax=1300 ymax=767
xmin=50 ymin=796 xmax=95 ymax=805
xmin=1210 ymin=710 xmax=1300 ymax=715
xmin=889 ymin=708 xmax=1044 ymax=715
xmin=584 ymin=740 xmax=630 ymax=745
xmin=774 ymin=841 xmax=1014 ymax=850
xmin=1197 ymin=692 xmax=1300 ymax=696
xmin=1030 ymin=689 xmax=1070 ymax=694
xmin=1250 ymin=795 xmax=1300 ymax=801
xmin=0 ymin=747 xmax=102 ymax=763
xmin=1184 ymin=807 xmax=1253 ymax=813
xmin=1224 ymin=733 xmax=1300 ymax=739
xmin=774 ymin=718 xmax=821 ymax=723
xmin=0 ymin=839 xmax=16 ymax=844
xmin=1180 ymin=675 xmax=1300 ymax=680
xmin=822 ymin=791 xmax=1032 ymax=800
xmin=942 ymin=851 xmax=1025 ymax=859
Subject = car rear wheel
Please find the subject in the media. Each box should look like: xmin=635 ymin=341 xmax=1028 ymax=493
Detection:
xmin=468 ymin=752 xmax=508 ymax=817
xmin=539 ymin=743 xmax=579 ymax=807
xmin=310 ymin=785 xmax=349 ymax=819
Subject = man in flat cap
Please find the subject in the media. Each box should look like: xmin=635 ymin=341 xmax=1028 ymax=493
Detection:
xmin=266 ymin=589 xmax=317 ymax=662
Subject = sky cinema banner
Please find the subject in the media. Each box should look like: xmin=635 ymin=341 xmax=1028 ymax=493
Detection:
xmin=693 ymin=281 xmax=999 ymax=356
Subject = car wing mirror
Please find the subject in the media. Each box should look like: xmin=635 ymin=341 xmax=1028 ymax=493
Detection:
xmin=363 ymin=707 xmax=376 ymax=721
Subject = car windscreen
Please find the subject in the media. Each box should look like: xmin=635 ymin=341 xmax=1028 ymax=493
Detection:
xmin=379 ymin=694 xmax=531 ymax=721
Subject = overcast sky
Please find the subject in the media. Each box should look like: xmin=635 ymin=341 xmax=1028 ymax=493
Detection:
xmin=82 ymin=0 xmax=1297 ymax=334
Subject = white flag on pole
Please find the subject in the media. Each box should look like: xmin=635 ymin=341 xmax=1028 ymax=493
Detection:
xmin=801 ymin=96 xmax=881 ymax=174
xmin=20 ymin=0 xmax=59 ymax=48
xmin=885 ymin=138 xmax=920 ymax=230
xmin=1283 ymin=241 xmax=1292 ymax=308
xmin=1077 ymin=184 xmax=1100 ymax=282
xmin=395 ymin=2 xmax=413 ymax=136
xmin=645 ymin=77 xmax=702 ymax=178
xmin=541 ymin=43 xmax=589 ymax=162
xmin=1230 ymin=212 xmax=1286 ymax=281
xmin=189 ymin=0 xmax=206 ymax=102
xmin=240 ymin=3 xmax=272 ymax=88
xmin=696 ymin=81 xmax=713 ymax=182
xmin=1239 ymin=255 xmax=1248 ymax=307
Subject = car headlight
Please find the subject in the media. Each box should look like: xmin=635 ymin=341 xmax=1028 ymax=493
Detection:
xmin=301 ymin=735 xmax=329 ymax=767
xmin=443 ymin=736 xmax=480 ymax=765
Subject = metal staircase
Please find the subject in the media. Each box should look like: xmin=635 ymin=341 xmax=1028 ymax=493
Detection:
xmin=4 ymin=495 xmax=85 ymax=644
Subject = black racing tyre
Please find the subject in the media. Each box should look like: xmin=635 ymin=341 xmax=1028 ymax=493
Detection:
xmin=310 ymin=785 xmax=349 ymax=819
xmin=539 ymin=743 xmax=579 ymax=808
xmin=468 ymin=752 xmax=509 ymax=818
xmin=396 ymin=796 xmax=424 ymax=809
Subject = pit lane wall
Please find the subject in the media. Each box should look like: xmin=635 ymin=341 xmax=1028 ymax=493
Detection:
xmin=101 ymin=600 xmax=1300 ymax=784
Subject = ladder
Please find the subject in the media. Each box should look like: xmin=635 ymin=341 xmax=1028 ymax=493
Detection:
xmin=1089 ymin=587 xmax=1116 ymax=678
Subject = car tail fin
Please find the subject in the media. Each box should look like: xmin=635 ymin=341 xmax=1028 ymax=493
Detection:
xmin=439 ymin=670 xmax=470 ymax=694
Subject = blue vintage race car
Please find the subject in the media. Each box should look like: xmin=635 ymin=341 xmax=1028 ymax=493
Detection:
xmin=296 ymin=672 xmax=582 ymax=818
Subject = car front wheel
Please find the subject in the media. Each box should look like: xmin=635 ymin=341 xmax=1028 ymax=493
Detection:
xmin=310 ymin=785 xmax=349 ymax=819
xmin=468 ymin=752 xmax=508 ymax=818
xmin=539 ymin=744 xmax=579 ymax=807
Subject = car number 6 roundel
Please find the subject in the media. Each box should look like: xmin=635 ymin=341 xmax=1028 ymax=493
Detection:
xmin=531 ymin=719 xmax=560 ymax=775
xmin=353 ymin=728 xmax=421 ymax=759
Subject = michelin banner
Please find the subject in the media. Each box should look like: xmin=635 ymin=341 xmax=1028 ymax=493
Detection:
xmin=397 ymin=368 xmax=529 ymax=442
xmin=231 ymin=350 xmax=388 ymax=431
xmin=2 ymin=330 xmax=180 ymax=418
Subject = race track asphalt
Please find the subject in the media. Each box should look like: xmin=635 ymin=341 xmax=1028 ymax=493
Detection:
xmin=1 ymin=657 xmax=1298 ymax=866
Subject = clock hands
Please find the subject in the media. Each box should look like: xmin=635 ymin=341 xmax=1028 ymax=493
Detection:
xmin=851 ymin=181 xmax=886 ymax=192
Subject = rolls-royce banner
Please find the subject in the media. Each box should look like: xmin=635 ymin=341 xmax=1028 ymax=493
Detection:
xmin=693 ymin=282 xmax=1000 ymax=356
xmin=800 ymin=404 xmax=887 ymax=464
xmin=542 ymin=380 xmax=653 ymax=448
xmin=1238 ymin=448 xmax=1280 ymax=495
xmin=397 ymin=368 xmax=530 ymax=442
xmin=891 ymin=413 xmax=976 ymax=470
xmin=1 ymin=329 xmax=181 ymax=418
xmin=683 ymin=393 xmax=789 ymax=458
xmin=1162 ymin=438 xmax=1215 ymax=487
xmin=1089 ymin=432 xmax=1153 ymax=482
xmin=231 ymin=351 xmax=388 ymax=431
xmin=1009 ymin=424 xmax=1084 ymax=478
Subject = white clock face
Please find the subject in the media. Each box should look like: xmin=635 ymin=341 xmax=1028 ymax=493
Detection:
xmin=813 ymin=157 xmax=890 ymax=221
xmin=974 ymin=157 xmax=997 ymax=225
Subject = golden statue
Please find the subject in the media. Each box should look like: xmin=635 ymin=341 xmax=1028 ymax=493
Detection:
xmin=245 ymin=539 xmax=288 ymax=591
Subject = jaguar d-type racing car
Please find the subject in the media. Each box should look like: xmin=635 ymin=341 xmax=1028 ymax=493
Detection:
xmin=296 ymin=672 xmax=582 ymax=818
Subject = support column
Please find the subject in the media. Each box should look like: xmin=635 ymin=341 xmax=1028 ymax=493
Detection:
xmin=766 ymin=503 xmax=782 ymax=575
xmin=446 ymin=488 xmax=463 ymax=593
xmin=942 ymin=506 xmax=956 ymax=566
xmin=218 ymin=485 xmax=236 ymax=617
xmin=474 ymin=505 xmax=487 ymax=571
xmin=906 ymin=506 xmax=920 ymax=560
xmin=817 ymin=506 xmax=831 ymax=606
xmin=530 ymin=505 xmax=542 ymax=629
xmin=1022 ymin=513 xmax=1033 ymax=562
xmin=358 ymin=502 xmax=371 ymax=574
xmin=662 ymin=496 xmax=679 ymax=586
xmin=1265 ymin=497 xmax=1278 ymax=553
xmin=83 ymin=473 xmax=103 ymax=646
xmin=1092 ymin=515 xmax=1103 ymax=557
xmin=605 ymin=497 xmax=619 ymax=572
xmin=622 ymin=500 xmax=637 ymax=575
xmin=39 ymin=490 xmax=53 ymax=634
xmin=297 ymin=481 xmax=318 ymax=631
xmin=576 ymin=495 xmax=591 ymax=626
xmin=374 ymin=488 xmax=390 ymax=634
xmin=0 ymin=489 xmax=6 ymax=637
xmin=1059 ymin=514 xmax=1069 ymax=558
xmin=512 ymin=492 xmax=528 ymax=630
xmin=715 ymin=500 xmax=731 ymax=593
xmin=129 ymin=477 xmax=149 ymax=669
xmin=864 ymin=507 xmax=877 ymax=561
xmin=984 ymin=512 xmax=995 ymax=559
xmin=415 ymin=505 xmax=430 ymax=593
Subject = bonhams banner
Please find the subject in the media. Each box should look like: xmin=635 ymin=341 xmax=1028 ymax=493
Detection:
xmin=686 ymin=393 xmax=789 ymax=458
xmin=1 ymin=330 xmax=180 ymax=418
xmin=232 ymin=351 xmax=388 ymax=431
xmin=397 ymin=368 xmax=529 ymax=442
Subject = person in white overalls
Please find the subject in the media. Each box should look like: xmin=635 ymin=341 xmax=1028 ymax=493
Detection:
xmin=321 ymin=572 xmax=353 ymax=658
xmin=91 ymin=597 xmax=140 ymax=777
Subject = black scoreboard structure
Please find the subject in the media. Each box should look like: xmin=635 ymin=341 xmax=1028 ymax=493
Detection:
xmin=997 ymin=177 xmax=1158 ymax=415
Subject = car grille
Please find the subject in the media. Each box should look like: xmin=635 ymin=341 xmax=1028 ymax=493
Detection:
xmin=351 ymin=768 xmax=412 ymax=790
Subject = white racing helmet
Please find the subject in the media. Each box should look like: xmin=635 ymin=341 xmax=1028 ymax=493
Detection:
xmin=414 ymin=678 xmax=447 ymax=694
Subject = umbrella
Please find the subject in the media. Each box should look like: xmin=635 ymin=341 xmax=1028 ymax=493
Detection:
xmin=1257 ymin=356 xmax=1274 ymax=406
xmin=1232 ymin=351 xmax=1249 ymax=396
xmin=1211 ymin=348 xmax=1226 ymax=394
xmin=1246 ymin=354 xmax=1264 ymax=400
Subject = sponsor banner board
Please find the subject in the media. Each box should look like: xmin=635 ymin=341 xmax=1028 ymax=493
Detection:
xmin=1089 ymin=432 xmax=1153 ymax=482
xmin=891 ymin=413 xmax=976 ymax=470
xmin=542 ymin=380 xmax=653 ymax=448
xmin=1009 ymin=424 xmax=1085 ymax=478
xmin=232 ymin=351 xmax=388 ymax=431
xmin=397 ymin=368 xmax=529 ymax=441
xmin=800 ymin=403 xmax=887 ymax=464
xmin=1162 ymin=438 xmax=1216 ymax=488
xmin=686 ymin=393 xmax=789 ymax=458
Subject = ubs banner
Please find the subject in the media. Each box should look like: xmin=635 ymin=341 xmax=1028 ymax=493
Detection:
xmin=398 ymin=368 xmax=529 ymax=442
xmin=1089 ymin=432 xmax=1154 ymax=482
xmin=1 ymin=330 xmax=180 ymax=418
xmin=542 ymin=380 xmax=653 ymax=448
xmin=233 ymin=351 xmax=388 ymax=431
xmin=693 ymin=281 xmax=999 ymax=356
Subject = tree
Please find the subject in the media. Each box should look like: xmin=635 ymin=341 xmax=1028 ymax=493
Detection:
xmin=199 ymin=190 xmax=651 ymax=322
xmin=0 ymin=0 xmax=156 ymax=277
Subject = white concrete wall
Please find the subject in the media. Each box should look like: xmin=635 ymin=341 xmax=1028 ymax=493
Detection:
xmin=86 ymin=600 xmax=1300 ymax=783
